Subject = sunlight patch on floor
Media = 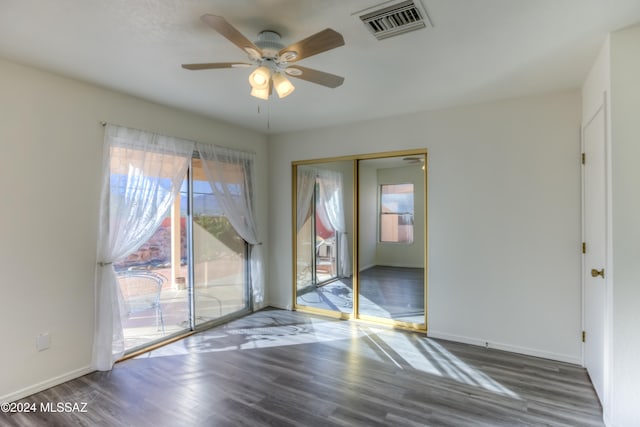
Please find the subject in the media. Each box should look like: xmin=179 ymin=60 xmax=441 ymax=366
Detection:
xmin=140 ymin=314 xmax=519 ymax=400
xmin=141 ymin=317 xmax=366 ymax=358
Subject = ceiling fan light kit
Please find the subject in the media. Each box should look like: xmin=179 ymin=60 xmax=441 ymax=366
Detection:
xmin=250 ymin=87 xmax=270 ymax=101
xmin=248 ymin=63 xmax=295 ymax=99
xmin=272 ymin=72 xmax=295 ymax=98
xmin=182 ymin=14 xmax=345 ymax=101
xmin=249 ymin=66 xmax=271 ymax=89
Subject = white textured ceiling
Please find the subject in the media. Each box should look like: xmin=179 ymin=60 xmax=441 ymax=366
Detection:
xmin=1 ymin=0 xmax=640 ymax=134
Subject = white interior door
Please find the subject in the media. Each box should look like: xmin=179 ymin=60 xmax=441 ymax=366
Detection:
xmin=583 ymin=105 xmax=607 ymax=403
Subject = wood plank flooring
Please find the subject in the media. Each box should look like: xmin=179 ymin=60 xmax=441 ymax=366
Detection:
xmin=359 ymin=266 xmax=424 ymax=321
xmin=2 ymin=309 xmax=603 ymax=427
xmin=298 ymin=266 xmax=425 ymax=323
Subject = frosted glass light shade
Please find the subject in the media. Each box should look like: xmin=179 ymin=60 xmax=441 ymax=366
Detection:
xmin=249 ymin=66 xmax=271 ymax=89
xmin=272 ymin=72 xmax=295 ymax=98
xmin=250 ymin=87 xmax=269 ymax=100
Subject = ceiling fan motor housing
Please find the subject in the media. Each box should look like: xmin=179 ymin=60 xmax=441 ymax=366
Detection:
xmin=255 ymin=30 xmax=284 ymax=59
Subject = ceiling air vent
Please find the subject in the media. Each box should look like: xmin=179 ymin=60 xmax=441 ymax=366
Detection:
xmin=359 ymin=0 xmax=431 ymax=40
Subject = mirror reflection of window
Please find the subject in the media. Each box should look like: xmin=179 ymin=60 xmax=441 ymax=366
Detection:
xmin=380 ymin=183 xmax=414 ymax=244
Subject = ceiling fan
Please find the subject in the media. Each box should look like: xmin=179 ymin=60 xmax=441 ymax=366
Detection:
xmin=403 ymin=156 xmax=425 ymax=170
xmin=403 ymin=156 xmax=425 ymax=163
xmin=182 ymin=14 xmax=345 ymax=100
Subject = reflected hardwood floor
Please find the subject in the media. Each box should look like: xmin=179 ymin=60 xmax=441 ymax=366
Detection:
xmin=297 ymin=266 xmax=424 ymax=323
xmin=2 ymin=309 xmax=603 ymax=427
xmin=359 ymin=266 xmax=424 ymax=321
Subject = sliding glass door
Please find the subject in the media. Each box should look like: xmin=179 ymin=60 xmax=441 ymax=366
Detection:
xmin=114 ymin=154 xmax=250 ymax=353
xmin=191 ymin=158 xmax=248 ymax=326
xmin=109 ymin=145 xmax=191 ymax=351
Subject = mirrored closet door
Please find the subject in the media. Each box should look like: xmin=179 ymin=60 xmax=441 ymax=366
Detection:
xmin=293 ymin=150 xmax=426 ymax=331
xmin=294 ymin=160 xmax=354 ymax=316
xmin=357 ymin=154 xmax=426 ymax=329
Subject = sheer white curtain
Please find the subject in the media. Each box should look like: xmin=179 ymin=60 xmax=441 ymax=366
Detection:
xmin=317 ymin=170 xmax=351 ymax=277
xmin=93 ymin=125 xmax=194 ymax=370
xmin=296 ymin=166 xmax=317 ymax=231
xmin=196 ymin=143 xmax=264 ymax=308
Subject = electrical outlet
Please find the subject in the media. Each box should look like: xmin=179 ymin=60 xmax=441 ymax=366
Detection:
xmin=36 ymin=332 xmax=51 ymax=351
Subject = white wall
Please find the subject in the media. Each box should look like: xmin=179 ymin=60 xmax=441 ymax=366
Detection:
xmin=358 ymin=165 xmax=377 ymax=270
xmin=609 ymin=25 xmax=640 ymax=427
xmin=582 ymin=37 xmax=611 ymax=123
xmin=0 ymin=58 xmax=267 ymax=402
xmin=268 ymin=91 xmax=582 ymax=363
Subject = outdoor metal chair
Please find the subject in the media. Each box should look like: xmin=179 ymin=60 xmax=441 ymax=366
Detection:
xmin=117 ymin=270 xmax=166 ymax=334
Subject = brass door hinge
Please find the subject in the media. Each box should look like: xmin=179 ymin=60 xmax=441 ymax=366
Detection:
xmin=582 ymin=331 xmax=586 ymax=342
xmin=582 ymin=242 xmax=586 ymax=254
xmin=582 ymin=153 xmax=585 ymax=164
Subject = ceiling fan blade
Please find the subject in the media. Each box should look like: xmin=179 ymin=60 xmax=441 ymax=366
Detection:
xmin=182 ymin=62 xmax=251 ymax=70
xmin=285 ymin=66 xmax=344 ymax=88
xmin=200 ymin=14 xmax=262 ymax=57
xmin=279 ymin=29 xmax=344 ymax=62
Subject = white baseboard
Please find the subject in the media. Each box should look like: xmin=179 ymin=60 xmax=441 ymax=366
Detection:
xmin=359 ymin=264 xmax=375 ymax=271
xmin=427 ymin=331 xmax=582 ymax=365
xmin=267 ymin=302 xmax=289 ymax=310
xmin=360 ymin=263 xmax=422 ymax=271
xmin=603 ymin=412 xmax=612 ymax=427
xmin=381 ymin=263 xmax=423 ymax=269
xmin=0 ymin=365 xmax=94 ymax=403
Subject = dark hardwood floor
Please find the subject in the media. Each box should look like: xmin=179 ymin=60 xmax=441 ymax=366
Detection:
xmin=297 ymin=266 xmax=425 ymax=323
xmin=359 ymin=266 xmax=424 ymax=320
xmin=2 ymin=309 xmax=603 ymax=427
